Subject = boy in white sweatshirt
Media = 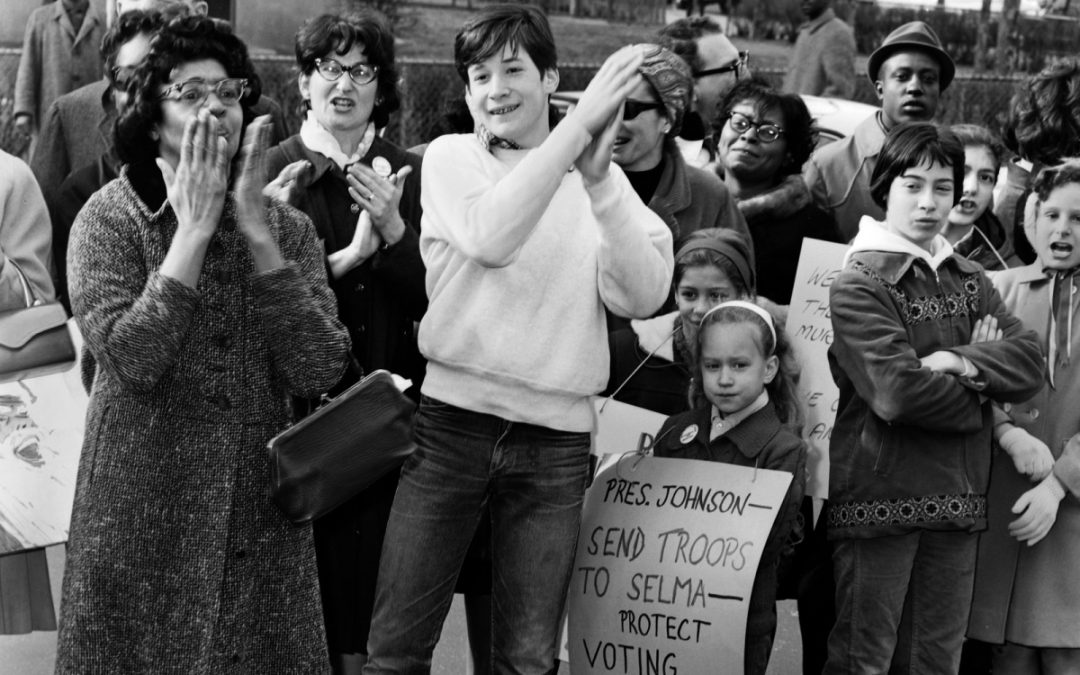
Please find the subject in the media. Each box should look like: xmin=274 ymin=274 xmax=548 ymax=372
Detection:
xmin=362 ymin=5 xmax=674 ymax=673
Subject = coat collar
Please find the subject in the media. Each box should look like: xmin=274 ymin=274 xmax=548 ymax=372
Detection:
xmin=852 ymin=112 xmax=888 ymax=160
xmin=646 ymin=139 xmax=692 ymax=238
xmin=675 ymin=402 xmax=784 ymax=461
xmin=50 ymin=0 xmax=101 ymax=44
xmin=1013 ymin=262 xmax=1054 ymax=286
xmin=737 ymin=174 xmax=811 ymax=223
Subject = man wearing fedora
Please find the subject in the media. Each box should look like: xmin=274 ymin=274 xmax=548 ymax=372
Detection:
xmin=803 ymin=21 xmax=955 ymax=242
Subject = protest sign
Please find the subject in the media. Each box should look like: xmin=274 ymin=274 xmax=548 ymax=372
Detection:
xmin=0 ymin=321 xmax=87 ymax=553
xmin=568 ymin=455 xmax=792 ymax=675
xmin=592 ymin=397 xmax=668 ymax=457
xmin=784 ymin=238 xmax=848 ymax=500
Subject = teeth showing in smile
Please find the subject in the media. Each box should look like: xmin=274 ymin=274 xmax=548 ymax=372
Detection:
xmin=490 ymin=104 xmax=518 ymax=115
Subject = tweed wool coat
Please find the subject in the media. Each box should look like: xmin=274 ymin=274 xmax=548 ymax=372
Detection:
xmin=56 ymin=164 xmax=351 ymax=674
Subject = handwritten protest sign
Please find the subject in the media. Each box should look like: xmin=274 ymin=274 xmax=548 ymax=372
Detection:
xmin=568 ymin=455 xmax=792 ymax=675
xmin=0 ymin=321 xmax=87 ymax=553
xmin=784 ymin=238 xmax=848 ymax=500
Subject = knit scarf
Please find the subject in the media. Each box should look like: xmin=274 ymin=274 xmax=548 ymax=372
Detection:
xmin=299 ymin=111 xmax=376 ymax=171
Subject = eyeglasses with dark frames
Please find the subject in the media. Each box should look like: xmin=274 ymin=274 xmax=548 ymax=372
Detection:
xmin=693 ymin=51 xmax=750 ymax=80
xmin=726 ymin=111 xmax=784 ymax=143
xmin=158 ymin=78 xmax=249 ymax=107
xmin=623 ymin=99 xmax=665 ymax=121
xmin=314 ymin=58 xmax=379 ymax=86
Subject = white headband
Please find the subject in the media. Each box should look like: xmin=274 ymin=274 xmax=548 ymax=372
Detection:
xmin=700 ymin=300 xmax=777 ymax=353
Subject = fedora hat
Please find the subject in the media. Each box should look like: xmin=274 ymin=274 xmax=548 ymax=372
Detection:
xmin=867 ymin=21 xmax=955 ymax=90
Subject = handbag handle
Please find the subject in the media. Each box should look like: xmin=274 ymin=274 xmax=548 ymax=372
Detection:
xmin=5 ymin=257 xmax=39 ymax=309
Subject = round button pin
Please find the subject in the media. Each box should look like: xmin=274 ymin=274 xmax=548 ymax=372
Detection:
xmin=679 ymin=424 xmax=698 ymax=444
xmin=372 ymin=156 xmax=392 ymax=178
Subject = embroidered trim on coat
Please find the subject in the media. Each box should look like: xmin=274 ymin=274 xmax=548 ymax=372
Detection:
xmin=851 ymin=261 xmax=982 ymax=326
xmin=828 ymin=493 xmax=987 ymax=530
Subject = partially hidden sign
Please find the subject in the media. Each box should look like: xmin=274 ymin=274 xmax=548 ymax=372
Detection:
xmin=568 ymin=455 xmax=792 ymax=675
xmin=783 ymin=238 xmax=848 ymax=500
xmin=591 ymin=396 xmax=668 ymax=457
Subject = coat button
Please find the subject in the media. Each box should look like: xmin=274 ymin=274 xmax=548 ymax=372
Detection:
xmin=235 ymin=549 xmax=246 ymax=559
xmin=355 ymin=283 xmax=365 ymax=292
xmin=350 ymin=203 xmax=360 ymax=214
xmin=215 ymin=334 xmax=233 ymax=349
xmin=217 ymin=269 xmax=233 ymax=283
xmin=1030 ymin=408 xmax=1040 ymax=420
xmin=209 ymin=394 xmax=232 ymax=410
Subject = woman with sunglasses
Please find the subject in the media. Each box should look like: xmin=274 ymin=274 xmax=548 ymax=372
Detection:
xmin=57 ymin=14 xmax=350 ymax=672
xmin=609 ymin=44 xmax=748 ymax=330
xmin=265 ymin=11 xmax=425 ymax=673
xmin=715 ymin=78 xmax=840 ymax=306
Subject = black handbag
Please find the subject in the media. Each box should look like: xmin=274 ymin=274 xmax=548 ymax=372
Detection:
xmin=267 ymin=369 xmax=416 ymax=524
xmin=0 ymin=259 xmax=76 ymax=383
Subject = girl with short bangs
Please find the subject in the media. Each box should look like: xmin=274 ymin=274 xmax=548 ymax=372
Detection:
xmin=824 ymin=122 xmax=1043 ymax=674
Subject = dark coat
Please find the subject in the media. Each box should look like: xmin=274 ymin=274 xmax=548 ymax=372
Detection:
xmin=606 ymin=313 xmax=691 ymax=416
xmin=827 ymin=247 xmax=1044 ymax=540
xmin=57 ymin=164 xmax=351 ymax=674
xmin=29 ymin=79 xmax=112 ymax=208
xmin=737 ymin=175 xmax=841 ymax=305
xmin=266 ymin=134 xmax=426 ymax=391
xmin=655 ymin=403 xmax=806 ymax=675
xmin=265 ymin=134 xmax=426 ymax=654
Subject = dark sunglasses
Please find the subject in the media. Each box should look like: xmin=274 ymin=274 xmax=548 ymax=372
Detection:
xmin=623 ymin=99 xmax=665 ymax=121
xmin=693 ymin=51 xmax=749 ymax=80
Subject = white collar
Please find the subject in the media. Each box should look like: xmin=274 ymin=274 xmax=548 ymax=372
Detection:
xmin=710 ymin=390 xmax=769 ymax=440
xmin=299 ymin=111 xmax=376 ymax=170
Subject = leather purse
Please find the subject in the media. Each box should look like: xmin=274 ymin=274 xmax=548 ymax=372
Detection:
xmin=0 ymin=259 xmax=76 ymax=383
xmin=267 ymin=369 xmax=416 ymax=524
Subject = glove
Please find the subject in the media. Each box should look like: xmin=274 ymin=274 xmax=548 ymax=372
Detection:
xmin=998 ymin=426 xmax=1055 ymax=481
xmin=1009 ymin=473 xmax=1066 ymax=546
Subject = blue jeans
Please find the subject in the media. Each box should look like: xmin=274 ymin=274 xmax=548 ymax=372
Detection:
xmin=363 ymin=396 xmax=591 ymax=675
xmin=825 ymin=530 xmax=978 ymax=675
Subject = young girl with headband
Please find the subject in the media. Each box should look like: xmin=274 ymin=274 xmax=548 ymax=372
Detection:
xmin=607 ymin=228 xmax=755 ymax=415
xmin=652 ymin=300 xmax=807 ymax=675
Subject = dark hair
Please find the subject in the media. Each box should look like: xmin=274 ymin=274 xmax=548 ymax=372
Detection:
xmin=295 ymin=12 xmax=400 ymax=129
xmin=657 ymin=16 xmax=722 ymax=73
xmin=101 ymin=10 xmax=164 ymax=75
xmin=950 ymin=123 xmax=1006 ymax=176
xmin=869 ymin=122 xmax=964 ymax=210
xmin=1004 ymin=59 xmax=1080 ymax=166
xmin=1032 ymin=157 xmax=1080 ymax=202
xmin=454 ymin=4 xmax=557 ymax=85
xmin=715 ymin=77 xmax=817 ymax=177
xmin=674 ymin=228 xmax=755 ymax=298
xmin=688 ymin=303 xmax=802 ymax=430
xmin=114 ymin=14 xmax=261 ymax=166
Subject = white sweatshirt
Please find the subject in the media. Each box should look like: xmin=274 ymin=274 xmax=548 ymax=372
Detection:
xmin=418 ymin=131 xmax=674 ymax=432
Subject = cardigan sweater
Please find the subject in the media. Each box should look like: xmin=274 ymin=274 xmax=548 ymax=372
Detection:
xmin=418 ymin=132 xmax=673 ymax=432
xmin=827 ymin=220 xmax=1044 ymax=539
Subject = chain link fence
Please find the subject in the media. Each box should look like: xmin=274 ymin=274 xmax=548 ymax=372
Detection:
xmin=0 ymin=49 xmax=1029 ymax=161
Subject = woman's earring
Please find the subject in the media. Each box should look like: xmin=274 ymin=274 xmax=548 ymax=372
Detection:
xmin=375 ymin=96 xmax=384 ymax=106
